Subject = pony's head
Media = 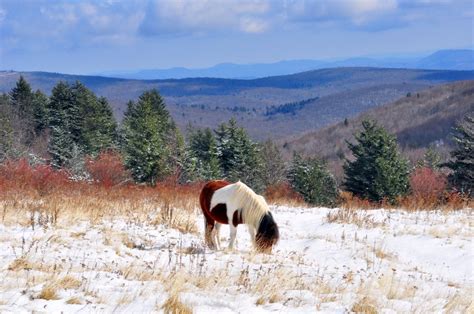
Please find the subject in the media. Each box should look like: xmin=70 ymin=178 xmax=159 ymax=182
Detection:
xmin=255 ymin=212 xmax=279 ymax=254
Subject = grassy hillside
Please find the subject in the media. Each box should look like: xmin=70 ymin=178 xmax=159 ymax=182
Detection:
xmin=281 ymin=80 xmax=474 ymax=179
xmin=1 ymin=68 xmax=473 ymax=140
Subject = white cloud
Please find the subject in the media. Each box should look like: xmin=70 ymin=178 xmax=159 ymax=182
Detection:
xmin=139 ymin=0 xmax=272 ymax=35
xmin=240 ymin=17 xmax=269 ymax=33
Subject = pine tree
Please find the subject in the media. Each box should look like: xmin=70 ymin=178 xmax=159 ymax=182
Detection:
xmin=260 ymin=140 xmax=286 ymax=187
xmin=416 ymin=145 xmax=441 ymax=170
xmin=288 ymin=153 xmax=338 ymax=206
xmin=121 ymin=90 xmax=176 ymax=185
xmin=215 ymin=118 xmax=263 ymax=191
xmin=81 ymin=96 xmax=118 ymax=155
xmin=10 ymin=76 xmax=34 ymax=120
xmin=0 ymin=94 xmax=14 ymax=160
xmin=446 ymin=114 xmax=474 ymax=196
xmin=167 ymin=124 xmax=187 ymax=182
xmin=343 ymin=119 xmax=409 ymax=203
xmin=47 ymin=81 xmax=76 ymax=168
xmin=32 ymin=90 xmax=49 ymax=134
xmin=9 ymin=76 xmax=36 ymax=145
xmin=186 ymin=127 xmax=221 ymax=181
xmin=70 ymin=82 xmax=94 ymax=146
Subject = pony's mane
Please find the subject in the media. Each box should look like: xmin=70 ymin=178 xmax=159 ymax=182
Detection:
xmin=230 ymin=181 xmax=269 ymax=226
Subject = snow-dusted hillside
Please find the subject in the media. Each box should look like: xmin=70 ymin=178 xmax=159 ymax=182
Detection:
xmin=0 ymin=206 xmax=472 ymax=313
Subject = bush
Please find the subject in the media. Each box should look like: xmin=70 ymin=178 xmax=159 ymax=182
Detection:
xmin=288 ymin=154 xmax=338 ymax=207
xmin=86 ymin=151 xmax=130 ymax=188
xmin=409 ymin=167 xmax=447 ymax=202
xmin=0 ymin=158 xmax=69 ymax=195
xmin=264 ymin=182 xmax=305 ymax=205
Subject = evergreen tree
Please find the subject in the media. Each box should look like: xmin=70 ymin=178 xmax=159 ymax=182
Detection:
xmin=121 ymin=89 xmax=176 ymax=185
xmin=9 ymin=76 xmax=36 ymax=144
xmin=167 ymin=123 xmax=187 ymax=182
xmin=81 ymin=96 xmax=118 ymax=155
xmin=70 ymin=82 xmax=94 ymax=146
xmin=10 ymin=76 xmax=34 ymax=120
xmin=47 ymin=81 xmax=76 ymax=168
xmin=32 ymin=90 xmax=49 ymax=134
xmin=0 ymin=94 xmax=14 ymax=160
xmin=186 ymin=127 xmax=221 ymax=181
xmin=446 ymin=114 xmax=474 ymax=196
xmin=260 ymin=140 xmax=286 ymax=187
xmin=343 ymin=119 xmax=409 ymax=203
xmin=416 ymin=145 xmax=442 ymax=170
xmin=288 ymin=153 xmax=338 ymax=206
xmin=215 ymin=118 xmax=263 ymax=191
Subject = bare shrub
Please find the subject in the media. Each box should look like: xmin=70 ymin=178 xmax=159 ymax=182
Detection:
xmin=405 ymin=167 xmax=447 ymax=209
xmin=86 ymin=150 xmax=131 ymax=188
xmin=339 ymin=191 xmax=375 ymax=210
xmin=0 ymin=158 xmax=69 ymax=196
xmin=265 ymin=182 xmax=306 ymax=206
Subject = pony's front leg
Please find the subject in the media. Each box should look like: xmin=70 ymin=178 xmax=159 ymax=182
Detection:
xmin=247 ymin=225 xmax=256 ymax=248
xmin=228 ymin=225 xmax=237 ymax=250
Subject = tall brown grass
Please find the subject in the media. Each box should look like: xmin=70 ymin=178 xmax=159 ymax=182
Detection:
xmin=0 ymin=159 xmax=202 ymax=230
xmin=264 ymin=182 xmax=306 ymax=207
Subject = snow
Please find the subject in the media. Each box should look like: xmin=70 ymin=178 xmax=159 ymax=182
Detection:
xmin=0 ymin=206 xmax=472 ymax=313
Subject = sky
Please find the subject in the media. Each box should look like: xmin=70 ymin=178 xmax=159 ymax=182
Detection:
xmin=0 ymin=0 xmax=472 ymax=74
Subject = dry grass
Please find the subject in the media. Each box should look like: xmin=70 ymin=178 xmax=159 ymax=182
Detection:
xmin=161 ymin=272 xmax=193 ymax=314
xmin=57 ymin=276 xmax=82 ymax=290
xmin=162 ymin=295 xmax=193 ymax=314
xmin=0 ymin=160 xmax=201 ymax=232
xmin=8 ymin=257 xmax=32 ymax=271
xmin=66 ymin=297 xmax=82 ymax=304
xmin=351 ymin=297 xmax=378 ymax=314
xmin=339 ymin=190 xmax=473 ymax=213
xmin=38 ymin=285 xmax=59 ymax=300
xmin=326 ymin=208 xmax=384 ymax=228
xmin=265 ymin=183 xmax=307 ymax=207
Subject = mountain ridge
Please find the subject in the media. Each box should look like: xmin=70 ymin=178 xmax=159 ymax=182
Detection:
xmin=1 ymin=67 xmax=473 ymax=141
xmin=95 ymin=49 xmax=474 ymax=80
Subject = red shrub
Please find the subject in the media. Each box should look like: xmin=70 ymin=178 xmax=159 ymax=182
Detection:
xmin=265 ymin=182 xmax=305 ymax=205
xmin=0 ymin=159 xmax=69 ymax=195
xmin=408 ymin=167 xmax=447 ymax=208
xmin=339 ymin=191 xmax=376 ymax=209
xmin=86 ymin=151 xmax=131 ymax=188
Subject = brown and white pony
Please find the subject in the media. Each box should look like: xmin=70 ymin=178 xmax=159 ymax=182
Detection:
xmin=199 ymin=180 xmax=279 ymax=253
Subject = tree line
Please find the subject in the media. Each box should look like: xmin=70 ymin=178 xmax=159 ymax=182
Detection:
xmin=1 ymin=77 xmax=472 ymax=203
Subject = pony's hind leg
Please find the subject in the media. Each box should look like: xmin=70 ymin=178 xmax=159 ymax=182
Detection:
xmin=214 ymin=223 xmax=222 ymax=250
xmin=204 ymin=217 xmax=216 ymax=249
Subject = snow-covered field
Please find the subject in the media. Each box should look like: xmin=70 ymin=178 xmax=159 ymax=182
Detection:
xmin=0 ymin=205 xmax=472 ymax=313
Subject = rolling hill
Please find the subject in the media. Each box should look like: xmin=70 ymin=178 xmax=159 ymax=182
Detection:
xmin=1 ymin=68 xmax=473 ymax=140
xmin=97 ymin=49 xmax=474 ymax=79
xmin=280 ymin=80 xmax=474 ymax=179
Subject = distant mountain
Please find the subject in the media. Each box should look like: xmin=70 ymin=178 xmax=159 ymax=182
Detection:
xmin=97 ymin=49 xmax=474 ymax=79
xmin=416 ymin=49 xmax=474 ymax=70
xmin=280 ymin=80 xmax=474 ymax=179
xmin=1 ymin=67 xmax=473 ymax=141
xmin=99 ymin=59 xmax=328 ymax=80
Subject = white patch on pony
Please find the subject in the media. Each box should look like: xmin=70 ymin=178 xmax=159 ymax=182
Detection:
xmin=211 ymin=181 xmax=271 ymax=249
xmin=211 ymin=181 xmax=270 ymax=229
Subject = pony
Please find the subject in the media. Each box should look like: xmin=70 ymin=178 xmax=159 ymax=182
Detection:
xmin=199 ymin=180 xmax=279 ymax=253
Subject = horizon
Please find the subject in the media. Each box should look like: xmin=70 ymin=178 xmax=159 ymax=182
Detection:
xmin=1 ymin=0 xmax=473 ymax=75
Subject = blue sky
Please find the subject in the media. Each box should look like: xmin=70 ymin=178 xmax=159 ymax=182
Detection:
xmin=1 ymin=0 xmax=472 ymax=74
